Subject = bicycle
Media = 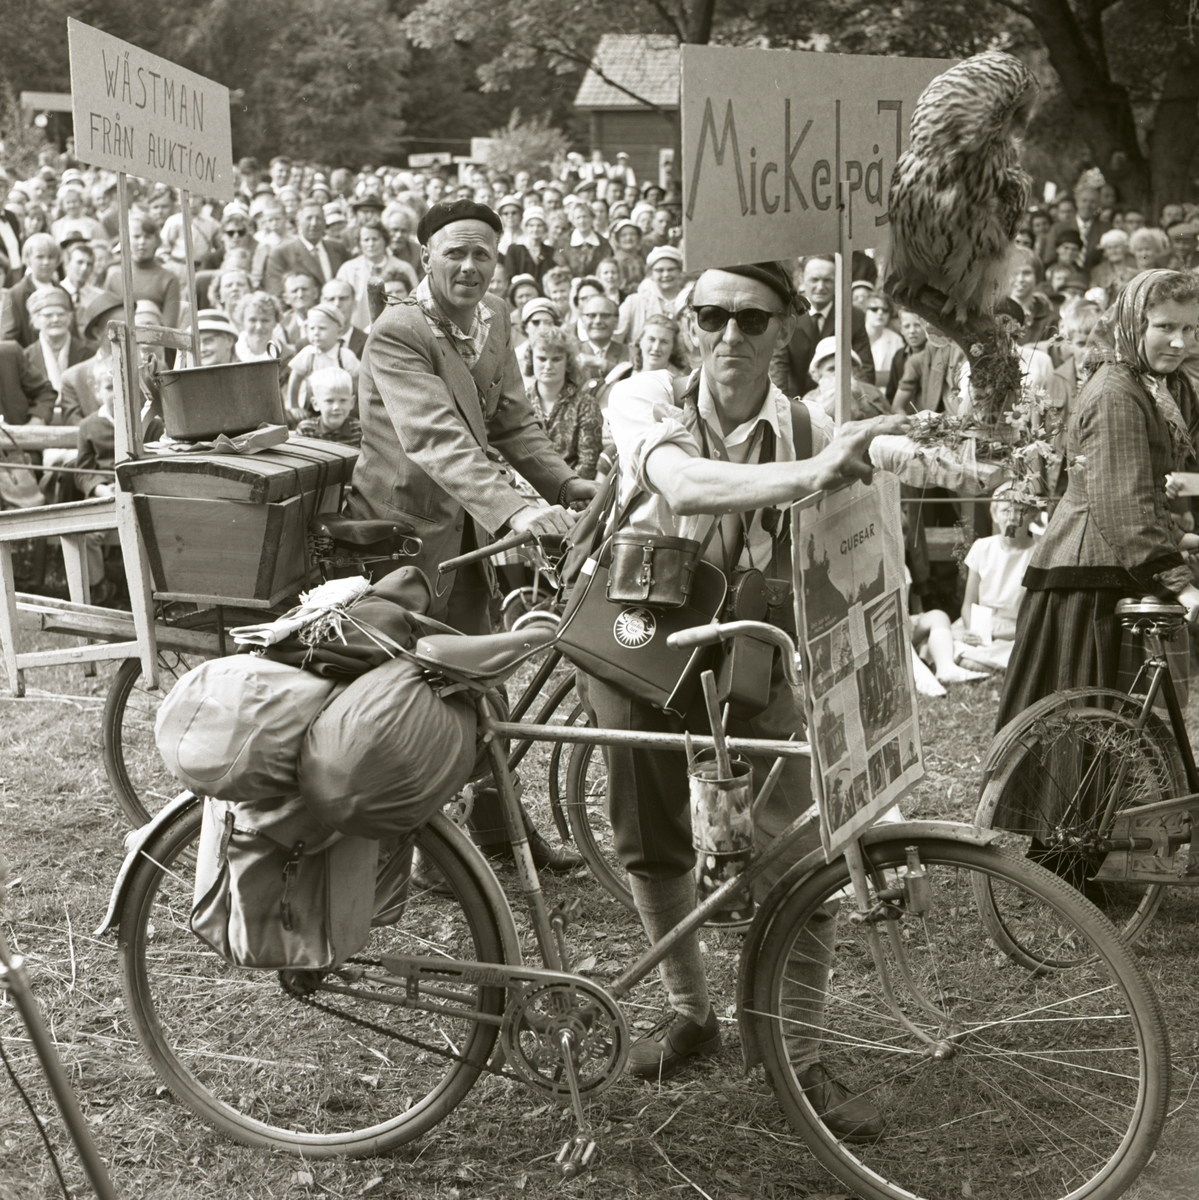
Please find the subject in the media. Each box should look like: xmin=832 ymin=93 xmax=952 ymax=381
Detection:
xmin=973 ymin=597 xmax=1199 ymax=965
xmin=100 ymin=617 xmax=1170 ymax=1200
xmin=100 ymin=528 xmax=593 ymax=848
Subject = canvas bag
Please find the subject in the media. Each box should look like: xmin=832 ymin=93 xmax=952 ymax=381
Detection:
xmin=300 ymin=654 xmax=479 ymax=839
xmin=190 ymin=794 xmax=378 ymax=970
xmin=155 ymin=655 xmax=341 ymax=804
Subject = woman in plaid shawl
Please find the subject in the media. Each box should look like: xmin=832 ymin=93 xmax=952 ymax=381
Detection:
xmin=993 ymin=270 xmax=1199 ymax=837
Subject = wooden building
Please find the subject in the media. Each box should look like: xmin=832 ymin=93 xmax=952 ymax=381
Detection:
xmin=574 ymin=34 xmax=680 ymax=188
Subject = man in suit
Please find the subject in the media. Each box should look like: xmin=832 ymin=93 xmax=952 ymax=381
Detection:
xmin=351 ymin=198 xmax=595 ymax=623
xmin=263 ymin=199 xmax=349 ymax=298
xmin=321 ymin=279 xmax=367 ymax=358
xmin=1 ymin=234 xmax=62 ymax=348
xmin=22 ymin=288 xmax=91 ymax=416
xmin=351 ymin=198 xmax=595 ymax=870
xmin=1050 ymin=183 xmax=1110 ymax=275
xmin=772 ymin=255 xmax=874 ymax=397
xmin=58 ymin=293 xmax=123 ymax=425
xmin=0 ymin=337 xmax=56 ymax=425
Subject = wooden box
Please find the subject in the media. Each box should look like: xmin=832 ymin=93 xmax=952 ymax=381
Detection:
xmin=116 ymin=437 xmax=358 ymax=607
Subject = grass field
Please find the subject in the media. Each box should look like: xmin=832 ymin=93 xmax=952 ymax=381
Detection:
xmin=2 ymin=617 xmax=1198 ymax=1200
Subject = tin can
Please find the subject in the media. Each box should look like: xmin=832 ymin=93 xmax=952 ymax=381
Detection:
xmin=689 ymin=751 xmax=754 ymax=926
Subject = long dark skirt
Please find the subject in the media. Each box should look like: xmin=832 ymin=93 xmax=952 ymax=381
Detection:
xmin=992 ymin=586 xmax=1136 ymax=839
xmin=995 ymin=587 xmax=1130 ymax=733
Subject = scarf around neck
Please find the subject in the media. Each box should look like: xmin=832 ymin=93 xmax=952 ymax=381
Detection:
xmin=1080 ymin=268 xmax=1197 ymax=466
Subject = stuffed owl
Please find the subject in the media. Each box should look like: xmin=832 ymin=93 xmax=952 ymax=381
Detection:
xmin=887 ymin=52 xmax=1039 ymax=323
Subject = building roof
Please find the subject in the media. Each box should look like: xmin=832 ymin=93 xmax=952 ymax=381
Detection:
xmin=574 ymin=34 xmax=680 ymax=110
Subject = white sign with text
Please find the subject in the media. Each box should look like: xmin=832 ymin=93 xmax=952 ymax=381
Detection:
xmin=681 ymin=46 xmax=951 ymax=269
xmin=68 ymin=18 xmax=234 ymax=200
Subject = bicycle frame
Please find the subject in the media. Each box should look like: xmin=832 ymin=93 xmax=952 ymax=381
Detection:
xmin=1058 ymin=622 xmax=1199 ymax=884
xmin=360 ymin=669 xmax=975 ymax=1061
xmin=0 ymin=927 xmax=119 ymax=1200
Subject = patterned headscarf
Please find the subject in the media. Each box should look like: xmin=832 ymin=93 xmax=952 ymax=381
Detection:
xmin=1080 ymin=269 xmax=1198 ymax=467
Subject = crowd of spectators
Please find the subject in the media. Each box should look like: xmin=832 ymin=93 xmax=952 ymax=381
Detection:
xmin=1 ymin=143 xmax=1197 ymax=649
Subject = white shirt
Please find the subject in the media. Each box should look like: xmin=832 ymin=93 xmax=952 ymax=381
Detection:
xmin=39 ymin=334 xmax=70 ymax=392
xmin=964 ymin=535 xmax=1034 ymax=639
xmin=809 ymin=304 xmax=833 ymax=336
xmin=606 ymin=368 xmax=833 ymax=572
xmin=570 ymin=229 xmax=601 ymax=248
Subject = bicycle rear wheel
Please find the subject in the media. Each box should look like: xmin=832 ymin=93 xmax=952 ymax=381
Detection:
xmin=975 ymin=703 xmax=1180 ymax=961
xmin=564 ymin=739 xmax=635 ymax=910
xmin=104 ymin=653 xmax=212 ymax=827
xmin=118 ymin=803 xmax=510 ymax=1157
xmin=749 ymin=837 xmax=1168 ymax=1200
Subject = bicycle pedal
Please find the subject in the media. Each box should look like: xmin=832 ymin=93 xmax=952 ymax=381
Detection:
xmin=555 ymin=1134 xmax=597 ymax=1179
xmin=551 ymin=896 xmax=584 ymax=927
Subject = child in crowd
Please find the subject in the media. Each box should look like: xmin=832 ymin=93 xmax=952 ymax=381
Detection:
xmin=542 ymin=266 xmax=574 ymax=320
xmin=296 ymin=367 xmax=360 ymax=446
xmin=285 ymin=302 xmax=359 ymax=423
xmin=953 ymin=485 xmax=1037 ymax=672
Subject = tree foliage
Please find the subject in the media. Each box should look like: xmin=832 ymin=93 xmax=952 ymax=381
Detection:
xmin=1 ymin=0 xmax=1195 ymax=205
xmin=479 ymin=109 xmax=571 ymax=178
xmin=402 ymin=0 xmax=1197 ymax=208
xmin=0 ymin=0 xmax=408 ymax=167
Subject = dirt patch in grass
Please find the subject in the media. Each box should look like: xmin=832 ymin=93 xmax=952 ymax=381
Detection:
xmin=1 ymin=620 xmax=1196 ymax=1198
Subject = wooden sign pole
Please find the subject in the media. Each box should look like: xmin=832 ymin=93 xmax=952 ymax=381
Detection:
xmin=112 ymin=172 xmax=160 ymax=688
xmin=834 ymin=99 xmax=854 ymax=430
xmin=114 ymin=172 xmax=141 ymax=460
xmin=179 ymin=188 xmax=202 ymax=363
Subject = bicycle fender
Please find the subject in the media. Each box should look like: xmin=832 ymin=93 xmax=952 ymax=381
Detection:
xmin=736 ymin=821 xmax=1002 ymax=1071
xmin=95 ymin=790 xmax=202 ymax=937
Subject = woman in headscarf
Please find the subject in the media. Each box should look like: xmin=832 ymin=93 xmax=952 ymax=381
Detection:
xmin=996 ymin=269 xmax=1199 ymax=743
xmin=502 ymin=207 xmax=554 ymax=284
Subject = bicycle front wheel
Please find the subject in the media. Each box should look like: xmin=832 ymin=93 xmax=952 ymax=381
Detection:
xmin=750 ymin=837 xmax=1168 ymax=1200
xmin=118 ymin=803 xmax=510 ymax=1157
xmin=975 ymin=703 xmax=1181 ymax=961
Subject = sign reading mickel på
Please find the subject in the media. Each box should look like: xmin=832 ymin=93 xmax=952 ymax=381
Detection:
xmin=68 ymin=17 xmax=234 ymax=202
xmin=681 ymin=46 xmax=950 ymax=270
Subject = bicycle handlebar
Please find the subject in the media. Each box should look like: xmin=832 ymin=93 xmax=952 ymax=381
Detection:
xmin=668 ymin=621 xmax=800 ymax=686
xmin=438 ymin=530 xmax=534 ymax=575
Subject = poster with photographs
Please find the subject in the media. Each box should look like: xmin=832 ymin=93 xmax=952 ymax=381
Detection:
xmin=793 ymin=474 xmax=924 ymax=858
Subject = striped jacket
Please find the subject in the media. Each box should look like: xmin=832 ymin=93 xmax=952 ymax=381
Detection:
xmin=1024 ymin=362 xmax=1193 ymax=594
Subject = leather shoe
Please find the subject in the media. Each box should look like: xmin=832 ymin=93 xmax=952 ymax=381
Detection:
xmin=797 ymin=1062 xmax=883 ymax=1142
xmin=482 ymin=814 xmax=584 ymax=873
xmin=628 ymin=1008 xmax=720 ymax=1080
xmin=526 ymin=823 xmax=584 ymax=873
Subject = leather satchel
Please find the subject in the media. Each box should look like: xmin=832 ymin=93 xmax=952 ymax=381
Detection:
xmin=606 ymin=532 xmax=704 ymax=608
xmin=556 ymin=547 xmax=727 ymax=714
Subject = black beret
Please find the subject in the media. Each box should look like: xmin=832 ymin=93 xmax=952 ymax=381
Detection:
xmin=716 ymin=262 xmax=808 ymax=314
xmin=416 ymin=200 xmax=503 ymax=245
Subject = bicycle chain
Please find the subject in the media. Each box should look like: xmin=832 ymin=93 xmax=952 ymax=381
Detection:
xmin=288 ymin=957 xmax=520 ymax=1083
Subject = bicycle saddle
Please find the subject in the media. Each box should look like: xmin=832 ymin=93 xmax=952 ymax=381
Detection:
xmin=1115 ymin=598 xmax=1186 ymax=623
xmin=414 ymin=626 xmax=556 ymax=680
xmin=311 ymin=515 xmax=415 ymax=545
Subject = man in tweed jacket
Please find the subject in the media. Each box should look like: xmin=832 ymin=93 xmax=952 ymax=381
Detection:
xmin=349 ymin=199 xmax=595 ymax=633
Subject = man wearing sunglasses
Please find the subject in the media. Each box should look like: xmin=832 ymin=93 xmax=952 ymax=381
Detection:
xmin=581 ymin=261 xmax=903 ymax=1136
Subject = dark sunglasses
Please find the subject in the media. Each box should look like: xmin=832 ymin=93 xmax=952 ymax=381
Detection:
xmin=224 ymin=227 xmax=249 ymax=236
xmin=691 ymin=304 xmax=782 ymax=337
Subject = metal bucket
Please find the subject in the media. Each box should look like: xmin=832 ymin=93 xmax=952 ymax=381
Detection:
xmin=689 ymin=750 xmax=754 ymax=926
xmin=158 ymin=358 xmax=285 ymax=441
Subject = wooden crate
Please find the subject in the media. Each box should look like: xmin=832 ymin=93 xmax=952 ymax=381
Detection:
xmin=117 ymin=438 xmax=358 ymax=607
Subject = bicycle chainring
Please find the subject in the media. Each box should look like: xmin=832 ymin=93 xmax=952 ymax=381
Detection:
xmin=501 ymin=978 xmax=628 ymax=1100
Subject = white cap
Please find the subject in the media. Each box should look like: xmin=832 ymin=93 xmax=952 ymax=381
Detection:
xmin=811 ymin=336 xmax=861 ymax=372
